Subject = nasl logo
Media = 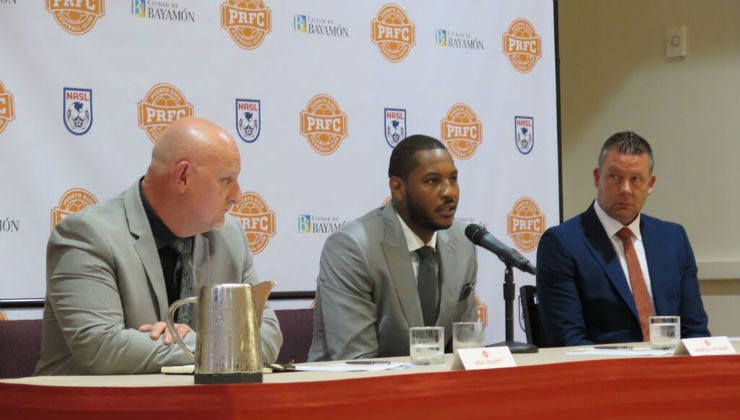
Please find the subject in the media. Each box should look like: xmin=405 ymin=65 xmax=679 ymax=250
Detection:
xmin=502 ymin=18 xmax=542 ymax=73
xmin=45 ymin=0 xmax=105 ymax=35
xmin=294 ymin=14 xmax=306 ymax=33
xmin=514 ymin=116 xmax=534 ymax=154
xmin=0 ymin=80 xmax=15 ymax=134
xmin=137 ymin=83 xmax=193 ymax=143
xmin=371 ymin=3 xmax=415 ymax=63
xmin=51 ymin=188 xmax=98 ymax=231
xmin=384 ymin=107 xmax=406 ymax=148
xmin=507 ymin=197 xmax=545 ymax=253
xmin=221 ymin=0 xmax=271 ymax=50
xmin=235 ymin=99 xmax=260 ymax=143
xmin=440 ymin=103 xmax=482 ymax=160
xmin=230 ymin=191 xmax=276 ymax=255
xmin=63 ymin=87 xmax=92 ymax=135
xmin=300 ymin=94 xmax=348 ymax=155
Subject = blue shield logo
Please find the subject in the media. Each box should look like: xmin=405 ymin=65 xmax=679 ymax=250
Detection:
xmin=63 ymin=87 xmax=93 ymax=135
xmin=384 ymin=107 xmax=406 ymax=148
xmin=514 ymin=116 xmax=534 ymax=154
xmin=235 ymin=99 xmax=261 ymax=143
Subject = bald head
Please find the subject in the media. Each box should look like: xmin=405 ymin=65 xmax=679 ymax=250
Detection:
xmin=142 ymin=117 xmax=242 ymax=237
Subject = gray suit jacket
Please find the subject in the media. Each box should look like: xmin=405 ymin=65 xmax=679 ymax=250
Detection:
xmin=308 ymin=205 xmax=477 ymax=361
xmin=35 ymin=182 xmax=282 ymax=375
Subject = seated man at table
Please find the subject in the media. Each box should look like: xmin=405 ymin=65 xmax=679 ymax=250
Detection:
xmin=536 ymin=131 xmax=709 ymax=347
xmin=308 ymin=134 xmax=478 ymax=361
xmin=35 ymin=117 xmax=282 ymax=375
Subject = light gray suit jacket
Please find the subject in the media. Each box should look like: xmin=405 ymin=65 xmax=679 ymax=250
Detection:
xmin=35 ymin=182 xmax=282 ymax=375
xmin=308 ymin=205 xmax=477 ymax=361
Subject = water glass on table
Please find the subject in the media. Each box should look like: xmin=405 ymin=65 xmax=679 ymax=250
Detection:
xmin=409 ymin=326 xmax=444 ymax=365
xmin=452 ymin=321 xmax=485 ymax=353
xmin=649 ymin=316 xmax=680 ymax=349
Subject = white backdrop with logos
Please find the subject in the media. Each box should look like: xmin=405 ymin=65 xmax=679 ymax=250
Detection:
xmin=0 ymin=0 xmax=559 ymax=343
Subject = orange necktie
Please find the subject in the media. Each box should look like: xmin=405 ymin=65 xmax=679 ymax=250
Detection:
xmin=616 ymin=227 xmax=654 ymax=341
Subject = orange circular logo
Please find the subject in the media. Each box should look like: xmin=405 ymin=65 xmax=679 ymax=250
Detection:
xmin=137 ymin=83 xmax=193 ymax=143
xmin=502 ymin=18 xmax=542 ymax=73
xmin=371 ymin=3 xmax=415 ymax=63
xmin=230 ymin=192 xmax=276 ymax=255
xmin=440 ymin=103 xmax=482 ymax=160
xmin=299 ymin=94 xmax=348 ymax=155
xmin=45 ymin=0 xmax=105 ymax=35
xmin=507 ymin=197 xmax=546 ymax=253
xmin=0 ymin=80 xmax=15 ymax=134
xmin=51 ymin=188 xmax=98 ymax=231
xmin=220 ymin=0 xmax=272 ymax=50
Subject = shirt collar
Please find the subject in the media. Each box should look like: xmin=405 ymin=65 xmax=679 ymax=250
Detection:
xmin=593 ymin=200 xmax=641 ymax=240
xmin=139 ymin=180 xmax=178 ymax=249
xmin=395 ymin=212 xmax=437 ymax=253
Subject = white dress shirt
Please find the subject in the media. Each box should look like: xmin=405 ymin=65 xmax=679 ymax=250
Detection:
xmin=593 ymin=201 xmax=655 ymax=312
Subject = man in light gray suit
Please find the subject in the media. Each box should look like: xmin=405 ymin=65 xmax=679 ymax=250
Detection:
xmin=35 ymin=117 xmax=282 ymax=375
xmin=309 ymin=135 xmax=477 ymax=361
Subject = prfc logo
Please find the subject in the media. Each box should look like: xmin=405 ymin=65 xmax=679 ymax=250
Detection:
xmin=45 ymin=0 xmax=105 ymax=35
xmin=0 ymin=80 xmax=15 ymax=134
xmin=230 ymin=192 xmax=276 ymax=255
xmin=132 ymin=0 xmax=145 ymax=17
xmin=235 ymin=99 xmax=260 ymax=143
xmin=475 ymin=294 xmax=488 ymax=327
xmin=137 ymin=83 xmax=193 ymax=143
xmin=221 ymin=0 xmax=271 ymax=50
xmin=514 ymin=116 xmax=534 ymax=154
xmin=51 ymin=188 xmax=98 ymax=231
xmin=436 ymin=29 xmax=447 ymax=46
xmin=298 ymin=215 xmax=311 ymax=233
xmin=507 ymin=197 xmax=545 ymax=253
xmin=384 ymin=107 xmax=406 ymax=148
xmin=294 ymin=14 xmax=306 ymax=33
xmin=371 ymin=3 xmax=415 ymax=63
xmin=502 ymin=18 xmax=542 ymax=73
xmin=63 ymin=87 xmax=93 ymax=135
xmin=299 ymin=94 xmax=348 ymax=155
xmin=440 ymin=103 xmax=482 ymax=160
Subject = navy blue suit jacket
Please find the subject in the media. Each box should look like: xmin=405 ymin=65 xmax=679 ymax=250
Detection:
xmin=536 ymin=204 xmax=709 ymax=346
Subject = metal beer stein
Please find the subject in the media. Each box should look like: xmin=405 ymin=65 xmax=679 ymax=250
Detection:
xmin=167 ymin=281 xmax=274 ymax=384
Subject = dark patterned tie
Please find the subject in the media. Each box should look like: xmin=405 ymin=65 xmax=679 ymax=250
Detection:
xmin=416 ymin=246 xmax=438 ymax=326
xmin=173 ymin=237 xmax=194 ymax=327
xmin=616 ymin=227 xmax=654 ymax=341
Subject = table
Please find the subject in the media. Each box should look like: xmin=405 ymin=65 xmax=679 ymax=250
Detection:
xmin=1 ymin=344 xmax=739 ymax=419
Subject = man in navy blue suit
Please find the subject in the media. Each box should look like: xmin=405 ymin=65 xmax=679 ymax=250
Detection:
xmin=536 ymin=132 xmax=709 ymax=346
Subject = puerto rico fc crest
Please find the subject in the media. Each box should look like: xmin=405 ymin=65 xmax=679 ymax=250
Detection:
xmin=236 ymin=99 xmax=261 ymax=143
xmin=384 ymin=107 xmax=406 ymax=148
xmin=514 ymin=116 xmax=534 ymax=154
xmin=63 ymin=87 xmax=92 ymax=135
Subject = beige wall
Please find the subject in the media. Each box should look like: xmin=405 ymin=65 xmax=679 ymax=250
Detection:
xmin=558 ymin=0 xmax=739 ymax=335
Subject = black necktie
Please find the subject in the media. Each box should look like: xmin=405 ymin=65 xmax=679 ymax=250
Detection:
xmin=416 ymin=246 xmax=438 ymax=326
xmin=172 ymin=238 xmax=194 ymax=326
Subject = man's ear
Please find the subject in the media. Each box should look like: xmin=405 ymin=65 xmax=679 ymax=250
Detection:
xmin=174 ymin=160 xmax=191 ymax=193
xmin=389 ymin=175 xmax=406 ymax=203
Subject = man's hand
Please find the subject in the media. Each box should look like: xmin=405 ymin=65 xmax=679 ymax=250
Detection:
xmin=138 ymin=322 xmax=193 ymax=345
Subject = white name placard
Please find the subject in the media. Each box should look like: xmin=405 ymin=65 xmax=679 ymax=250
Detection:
xmin=451 ymin=346 xmax=517 ymax=371
xmin=674 ymin=336 xmax=736 ymax=356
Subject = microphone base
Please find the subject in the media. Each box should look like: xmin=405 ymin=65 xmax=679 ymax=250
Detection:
xmin=488 ymin=340 xmax=539 ymax=354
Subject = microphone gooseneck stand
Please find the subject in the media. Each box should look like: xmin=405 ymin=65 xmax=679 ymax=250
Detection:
xmin=488 ymin=263 xmax=538 ymax=353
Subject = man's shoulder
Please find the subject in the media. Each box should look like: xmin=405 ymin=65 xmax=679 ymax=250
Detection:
xmin=640 ymin=213 xmax=687 ymax=236
xmin=54 ymin=190 xmax=127 ymax=232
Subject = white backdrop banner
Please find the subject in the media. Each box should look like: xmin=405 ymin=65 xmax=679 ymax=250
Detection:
xmin=0 ymin=0 xmax=559 ymax=343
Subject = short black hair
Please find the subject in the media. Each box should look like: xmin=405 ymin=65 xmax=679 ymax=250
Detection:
xmin=598 ymin=131 xmax=654 ymax=172
xmin=388 ymin=134 xmax=448 ymax=180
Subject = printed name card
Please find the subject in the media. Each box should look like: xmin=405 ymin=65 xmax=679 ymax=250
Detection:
xmin=673 ymin=336 xmax=736 ymax=356
xmin=451 ymin=346 xmax=517 ymax=371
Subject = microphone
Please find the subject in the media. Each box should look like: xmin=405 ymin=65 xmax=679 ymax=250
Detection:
xmin=464 ymin=224 xmax=537 ymax=275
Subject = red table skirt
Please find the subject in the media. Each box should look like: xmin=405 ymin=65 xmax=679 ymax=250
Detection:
xmin=1 ymin=355 xmax=738 ymax=420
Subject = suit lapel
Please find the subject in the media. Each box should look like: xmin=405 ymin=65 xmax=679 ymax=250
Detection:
xmin=380 ymin=206 xmax=424 ymax=327
xmin=435 ymin=229 xmax=458 ymax=328
xmin=581 ymin=204 xmax=639 ymax=320
xmin=641 ymin=217 xmax=665 ymax=313
xmin=192 ymin=235 xmax=210 ymax=292
xmin=124 ymin=182 xmax=169 ymax=320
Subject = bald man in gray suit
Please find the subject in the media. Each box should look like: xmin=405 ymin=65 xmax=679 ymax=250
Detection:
xmin=35 ymin=117 xmax=282 ymax=375
xmin=309 ymin=135 xmax=478 ymax=361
